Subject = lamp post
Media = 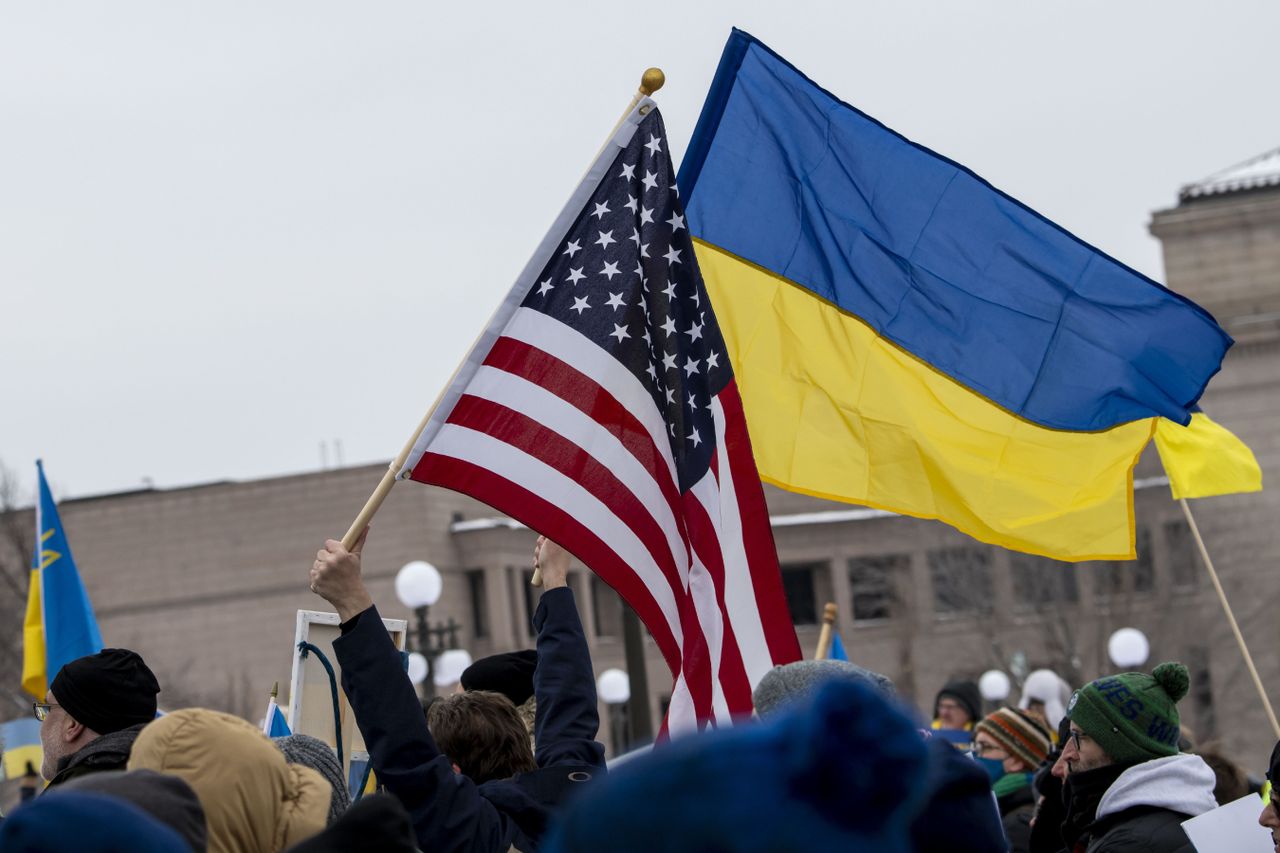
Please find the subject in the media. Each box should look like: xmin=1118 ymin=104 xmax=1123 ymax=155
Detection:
xmin=597 ymin=668 xmax=631 ymax=756
xmin=395 ymin=560 xmax=463 ymax=700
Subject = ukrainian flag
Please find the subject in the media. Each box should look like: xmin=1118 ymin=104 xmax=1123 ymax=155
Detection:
xmin=1154 ymin=412 xmax=1262 ymax=500
xmin=22 ymin=461 xmax=103 ymax=698
xmin=676 ymin=31 xmax=1236 ymax=561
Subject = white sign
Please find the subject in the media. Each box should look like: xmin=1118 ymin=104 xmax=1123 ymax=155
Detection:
xmin=1182 ymin=794 xmax=1272 ymax=853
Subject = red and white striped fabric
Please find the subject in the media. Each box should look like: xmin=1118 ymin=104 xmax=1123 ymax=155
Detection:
xmin=399 ymin=101 xmax=800 ymax=733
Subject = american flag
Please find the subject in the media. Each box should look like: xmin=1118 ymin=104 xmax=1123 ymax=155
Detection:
xmin=400 ymin=104 xmax=801 ymax=733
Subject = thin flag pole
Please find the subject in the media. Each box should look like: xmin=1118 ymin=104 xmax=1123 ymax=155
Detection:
xmin=813 ymin=602 xmax=837 ymax=660
xmin=340 ymin=68 xmax=667 ymax=553
xmin=1179 ymin=498 xmax=1280 ymax=739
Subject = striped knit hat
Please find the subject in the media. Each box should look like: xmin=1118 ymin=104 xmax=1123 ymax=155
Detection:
xmin=974 ymin=707 xmax=1052 ymax=768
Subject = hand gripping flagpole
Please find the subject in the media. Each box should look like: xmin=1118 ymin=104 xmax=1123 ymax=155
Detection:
xmin=340 ymin=68 xmax=667 ymax=555
xmin=1178 ymin=498 xmax=1280 ymax=739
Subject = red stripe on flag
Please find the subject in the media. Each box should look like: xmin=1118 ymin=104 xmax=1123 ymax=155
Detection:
xmin=411 ymin=453 xmax=684 ymax=674
xmin=443 ymin=393 xmax=687 ymax=605
xmin=681 ymin=491 xmax=755 ymax=716
xmin=484 ymin=337 xmax=689 ymax=550
xmin=718 ymin=382 xmax=803 ymax=664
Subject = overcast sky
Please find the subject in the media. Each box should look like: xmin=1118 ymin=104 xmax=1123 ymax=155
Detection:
xmin=2 ymin=1 xmax=1276 ymax=501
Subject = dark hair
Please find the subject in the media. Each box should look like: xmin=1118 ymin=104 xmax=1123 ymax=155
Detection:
xmin=427 ymin=690 xmax=537 ymax=783
xmin=1196 ymin=742 xmax=1249 ymax=805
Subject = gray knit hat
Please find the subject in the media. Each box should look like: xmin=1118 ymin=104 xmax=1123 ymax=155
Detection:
xmin=753 ymin=659 xmax=896 ymax=718
xmin=273 ymin=734 xmax=349 ymax=824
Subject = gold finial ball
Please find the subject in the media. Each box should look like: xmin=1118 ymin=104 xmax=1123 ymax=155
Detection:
xmin=639 ymin=67 xmax=666 ymax=96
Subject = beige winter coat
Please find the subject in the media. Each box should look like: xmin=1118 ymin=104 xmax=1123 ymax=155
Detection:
xmin=129 ymin=708 xmax=329 ymax=853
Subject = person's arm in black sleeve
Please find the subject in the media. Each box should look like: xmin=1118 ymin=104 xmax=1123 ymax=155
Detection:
xmin=311 ymin=531 xmax=518 ymax=853
xmin=530 ymin=538 xmax=607 ymax=769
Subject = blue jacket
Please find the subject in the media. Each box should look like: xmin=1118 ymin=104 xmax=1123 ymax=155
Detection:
xmin=333 ymin=587 xmax=606 ymax=852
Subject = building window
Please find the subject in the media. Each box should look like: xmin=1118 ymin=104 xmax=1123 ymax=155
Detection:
xmin=847 ymin=555 xmax=905 ymax=622
xmin=1133 ymin=527 xmax=1155 ymax=593
xmin=1093 ymin=561 xmax=1124 ymax=600
xmin=928 ymin=547 xmax=993 ymax=616
xmin=1010 ymin=553 xmax=1079 ymax=608
xmin=466 ymin=570 xmax=489 ymax=639
xmin=780 ymin=562 xmax=821 ymax=625
xmin=591 ymin=575 xmax=623 ymax=638
xmin=1094 ymin=527 xmax=1154 ymax=599
xmin=1165 ymin=521 xmax=1198 ymax=589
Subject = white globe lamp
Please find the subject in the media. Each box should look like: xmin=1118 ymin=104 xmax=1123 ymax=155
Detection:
xmin=433 ymin=648 xmax=473 ymax=687
xmin=406 ymin=652 xmax=429 ymax=686
xmin=979 ymin=669 xmax=1011 ymax=703
xmin=396 ymin=561 xmax=443 ymax=609
xmin=1108 ymin=627 xmax=1150 ymax=669
xmin=597 ymin=669 xmax=631 ymax=705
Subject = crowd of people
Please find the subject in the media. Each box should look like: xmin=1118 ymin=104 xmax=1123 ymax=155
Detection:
xmin=0 ymin=530 xmax=1273 ymax=852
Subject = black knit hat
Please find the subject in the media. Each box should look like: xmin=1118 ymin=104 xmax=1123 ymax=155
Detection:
xmin=934 ymin=679 xmax=982 ymax=723
xmin=460 ymin=650 xmax=537 ymax=707
xmin=1268 ymin=739 xmax=1280 ymax=784
xmin=49 ymin=649 xmax=160 ymax=734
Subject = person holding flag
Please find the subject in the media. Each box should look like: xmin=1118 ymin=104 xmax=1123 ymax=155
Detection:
xmin=310 ymin=530 xmax=605 ymax=852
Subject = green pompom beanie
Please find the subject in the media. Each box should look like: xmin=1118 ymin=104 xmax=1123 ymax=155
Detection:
xmin=1067 ymin=661 xmax=1190 ymax=764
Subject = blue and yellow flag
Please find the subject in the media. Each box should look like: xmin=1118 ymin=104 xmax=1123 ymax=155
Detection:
xmin=22 ymin=461 xmax=103 ymax=698
xmin=1154 ymin=412 xmax=1262 ymax=500
xmin=676 ymin=30 xmax=1234 ymax=561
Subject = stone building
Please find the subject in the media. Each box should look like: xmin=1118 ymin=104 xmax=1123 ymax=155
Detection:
xmin=2 ymin=148 xmax=1276 ymax=778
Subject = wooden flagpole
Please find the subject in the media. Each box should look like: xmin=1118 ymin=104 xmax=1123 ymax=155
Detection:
xmin=1179 ymin=498 xmax=1280 ymax=739
xmin=339 ymin=68 xmax=667 ymax=555
xmin=813 ymin=602 xmax=838 ymax=660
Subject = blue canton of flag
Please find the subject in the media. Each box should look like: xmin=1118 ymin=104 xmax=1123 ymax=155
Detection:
xmin=520 ymin=111 xmax=728 ymax=492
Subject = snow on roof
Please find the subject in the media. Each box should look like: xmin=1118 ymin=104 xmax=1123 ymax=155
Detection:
xmin=1180 ymin=147 xmax=1280 ymax=200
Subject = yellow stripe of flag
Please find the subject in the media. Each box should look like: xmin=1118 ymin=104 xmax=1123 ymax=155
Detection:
xmin=1154 ymin=413 xmax=1262 ymax=500
xmin=22 ymin=569 xmax=46 ymax=698
xmin=695 ymin=240 xmax=1155 ymax=561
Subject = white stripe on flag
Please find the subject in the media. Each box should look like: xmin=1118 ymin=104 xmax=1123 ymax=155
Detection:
xmin=428 ymin=423 xmax=685 ymax=646
xmin=686 ymin=539 xmax=731 ymax=726
xmin=500 ymin=309 xmax=678 ymax=486
xmin=666 ymin=671 xmax=698 ymax=738
xmin=462 ymin=363 xmax=690 ymax=586
xmin=706 ymin=396 xmax=774 ymax=690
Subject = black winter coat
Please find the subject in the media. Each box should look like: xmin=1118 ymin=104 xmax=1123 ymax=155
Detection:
xmin=45 ymin=724 xmax=146 ymax=788
xmin=1080 ymin=806 xmax=1195 ymax=853
xmin=997 ymin=782 xmax=1035 ymax=853
xmin=334 ymin=588 xmax=606 ymax=853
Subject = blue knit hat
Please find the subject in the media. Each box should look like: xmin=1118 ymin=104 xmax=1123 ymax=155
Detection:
xmin=545 ymin=679 xmax=928 ymax=852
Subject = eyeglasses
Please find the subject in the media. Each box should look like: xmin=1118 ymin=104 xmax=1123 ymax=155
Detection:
xmin=1068 ymin=730 xmax=1089 ymax=752
xmin=973 ymin=741 xmax=1007 ymax=757
xmin=32 ymin=702 xmax=60 ymax=721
